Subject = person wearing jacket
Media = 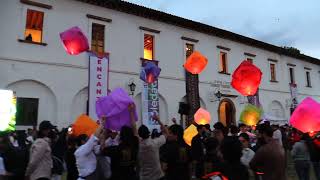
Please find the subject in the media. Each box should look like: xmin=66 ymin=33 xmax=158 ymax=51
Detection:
xmin=291 ymin=133 xmax=311 ymax=180
xmin=25 ymin=121 xmax=55 ymax=180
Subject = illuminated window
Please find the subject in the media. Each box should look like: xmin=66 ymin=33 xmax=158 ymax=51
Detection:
xmin=144 ymin=34 xmax=154 ymax=60
xmin=270 ymin=63 xmax=277 ymax=81
xmin=24 ymin=9 xmax=44 ymax=43
xmin=306 ymin=71 xmax=311 ymax=87
xmin=219 ymin=52 xmax=228 ymax=73
xmin=16 ymin=97 xmax=38 ymax=126
xmin=247 ymin=58 xmax=253 ymax=63
xmin=91 ymin=23 xmax=105 ymax=55
xmin=185 ymin=43 xmax=194 ymax=58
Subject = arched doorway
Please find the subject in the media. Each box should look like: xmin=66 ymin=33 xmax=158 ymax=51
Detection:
xmin=218 ymin=98 xmax=236 ymax=127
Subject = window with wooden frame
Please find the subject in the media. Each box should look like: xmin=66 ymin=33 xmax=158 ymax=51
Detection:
xmin=185 ymin=43 xmax=194 ymax=58
xmin=306 ymin=71 xmax=312 ymax=87
xmin=91 ymin=23 xmax=105 ymax=55
xmin=24 ymin=9 xmax=44 ymax=43
xmin=270 ymin=63 xmax=277 ymax=81
xmin=289 ymin=67 xmax=295 ymax=84
xmin=144 ymin=34 xmax=154 ymax=60
xmin=219 ymin=52 xmax=228 ymax=73
xmin=247 ymin=58 xmax=253 ymax=64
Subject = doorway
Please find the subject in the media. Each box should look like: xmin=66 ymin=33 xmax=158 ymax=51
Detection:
xmin=218 ymin=98 xmax=236 ymax=127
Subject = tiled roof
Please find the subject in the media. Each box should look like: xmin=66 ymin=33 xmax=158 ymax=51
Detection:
xmin=77 ymin=0 xmax=320 ymax=65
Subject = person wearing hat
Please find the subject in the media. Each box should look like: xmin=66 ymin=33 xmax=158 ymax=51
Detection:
xmin=25 ymin=121 xmax=55 ymax=180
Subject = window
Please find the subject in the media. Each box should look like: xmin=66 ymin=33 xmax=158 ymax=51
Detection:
xmin=289 ymin=67 xmax=295 ymax=84
xmin=91 ymin=23 xmax=105 ymax=54
xmin=306 ymin=71 xmax=311 ymax=87
xmin=144 ymin=34 xmax=154 ymax=60
xmin=24 ymin=9 xmax=44 ymax=43
xmin=270 ymin=63 xmax=277 ymax=81
xmin=16 ymin=97 xmax=39 ymax=126
xmin=219 ymin=52 xmax=228 ymax=73
xmin=247 ymin=58 xmax=253 ymax=63
xmin=185 ymin=43 xmax=194 ymax=58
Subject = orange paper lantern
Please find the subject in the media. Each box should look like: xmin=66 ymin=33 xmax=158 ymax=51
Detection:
xmin=183 ymin=51 xmax=208 ymax=74
xmin=183 ymin=124 xmax=198 ymax=146
xmin=72 ymin=114 xmax=98 ymax=136
xmin=231 ymin=60 xmax=262 ymax=96
xmin=194 ymin=108 xmax=211 ymax=125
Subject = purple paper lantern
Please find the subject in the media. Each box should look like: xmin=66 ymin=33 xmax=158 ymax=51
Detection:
xmin=140 ymin=62 xmax=161 ymax=83
xmin=96 ymin=88 xmax=138 ymax=131
xmin=59 ymin=26 xmax=89 ymax=55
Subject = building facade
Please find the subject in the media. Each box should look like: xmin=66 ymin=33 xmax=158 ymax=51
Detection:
xmin=1 ymin=0 xmax=320 ymax=129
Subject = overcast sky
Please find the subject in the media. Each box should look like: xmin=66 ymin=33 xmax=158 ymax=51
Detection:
xmin=125 ymin=0 xmax=320 ymax=59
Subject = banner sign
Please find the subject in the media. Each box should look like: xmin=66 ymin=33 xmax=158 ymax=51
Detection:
xmin=88 ymin=52 xmax=109 ymax=121
xmin=289 ymin=83 xmax=298 ymax=109
xmin=141 ymin=60 xmax=160 ymax=130
xmin=247 ymin=88 xmax=261 ymax=107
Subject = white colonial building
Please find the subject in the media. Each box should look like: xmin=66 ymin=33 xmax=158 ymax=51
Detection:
xmin=0 ymin=0 xmax=319 ymax=129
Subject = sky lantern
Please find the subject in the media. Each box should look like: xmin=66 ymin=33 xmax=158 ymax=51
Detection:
xmin=59 ymin=26 xmax=89 ymax=55
xmin=183 ymin=124 xmax=198 ymax=146
xmin=96 ymin=88 xmax=138 ymax=131
xmin=0 ymin=90 xmax=16 ymax=131
xmin=72 ymin=114 xmax=98 ymax=136
xmin=183 ymin=51 xmax=208 ymax=74
xmin=240 ymin=104 xmax=263 ymax=126
xmin=194 ymin=108 xmax=211 ymax=125
xmin=140 ymin=62 xmax=161 ymax=83
xmin=231 ymin=60 xmax=262 ymax=96
xmin=289 ymin=97 xmax=320 ymax=133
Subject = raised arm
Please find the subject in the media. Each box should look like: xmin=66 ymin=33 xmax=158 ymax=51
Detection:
xmin=153 ymin=116 xmax=169 ymax=138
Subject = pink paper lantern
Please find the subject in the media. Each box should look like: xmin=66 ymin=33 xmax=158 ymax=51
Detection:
xmin=231 ymin=60 xmax=262 ymax=96
xmin=60 ymin=26 xmax=89 ymax=55
xmin=194 ymin=108 xmax=211 ymax=125
xmin=289 ymin=97 xmax=320 ymax=133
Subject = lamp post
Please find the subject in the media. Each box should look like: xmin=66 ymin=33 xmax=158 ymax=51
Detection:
xmin=215 ymin=90 xmax=222 ymax=102
xmin=128 ymin=81 xmax=136 ymax=96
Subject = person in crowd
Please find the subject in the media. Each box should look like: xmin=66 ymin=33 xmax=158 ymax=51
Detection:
xmin=191 ymin=124 xmax=207 ymax=178
xmin=105 ymin=130 xmax=119 ymax=147
xmin=307 ymin=132 xmax=320 ymax=180
xmin=74 ymin=120 xmax=104 ymax=180
xmin=161 ymin=124 xmax=191 ymax=180
xmin=213 ymin=122 xmax=226 ymax=143
xmin=137 ymin=116 xmax=168 ymax=180
xmin=65 ymin=136 xmax=78 ymax=180
xmin=289 ymin=128 xmax=301 ymax=150
xmin=239 ymin=133 xmax=255 ymax=168
xmin=51 ymin=128 xmax=68 ymax=180
xmin=8 ymin=132 xmax=18 ymax=148
xmin=25 ymin=121 xmax=56 ymax=180
xmin=229 ymin=125 xmax=239 ymax=137
xmin=151 ymin=129 xmax=161 ymax=139
xmin=26 ymin=129 xmax=35 ymax=146
xmin=291 ymin=133 xmax=310 ymax=180
xmin=250 ymin=123 xmax=286 ymax=180
xmin=272 ymin=124 xmax=283 ymax=147
xmin=106 ymin=105 xmax=139 ymax=180
xmin=203 ymin=137 xmax=221 ymax=175
xmin=204 ymin=137 xmax=249 ymax=180
xmin=238 ymin=124 xmax=256 ymax=139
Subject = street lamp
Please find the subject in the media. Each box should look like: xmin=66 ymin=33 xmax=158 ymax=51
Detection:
xmin=128 ymin=81 xmax=136 ymax=96
xmin=215 ymin=90 xmax=222 ymax=101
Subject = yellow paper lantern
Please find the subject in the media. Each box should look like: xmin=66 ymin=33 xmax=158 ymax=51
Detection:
xmin=72 ymin=114 xmax=99 ymax=136
xmin=240 ymin=105 xmax=262 ymax=126
xmin=194 ymin=108 xmax=211 ymax=125
xmin=183 ymin=124 xmax=198 ymax=146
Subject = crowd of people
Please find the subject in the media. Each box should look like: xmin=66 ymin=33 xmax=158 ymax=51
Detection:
xmin=0 ymin=104 xmax=319 ymax=180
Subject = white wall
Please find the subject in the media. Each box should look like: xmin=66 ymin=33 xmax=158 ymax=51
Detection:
xmin=0 ymin=0 xmax=319 ymax=128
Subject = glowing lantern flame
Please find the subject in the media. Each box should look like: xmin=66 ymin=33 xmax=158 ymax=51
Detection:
xmin=59 ymin=26 xmax=89 ymax=55
xmin=184 ymin=51 xmax=208 ymax=74
xmin=231 ymin=60 xmax=262 ymax=96
xmin=289 ymin=97 xmax=320 ymax=133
